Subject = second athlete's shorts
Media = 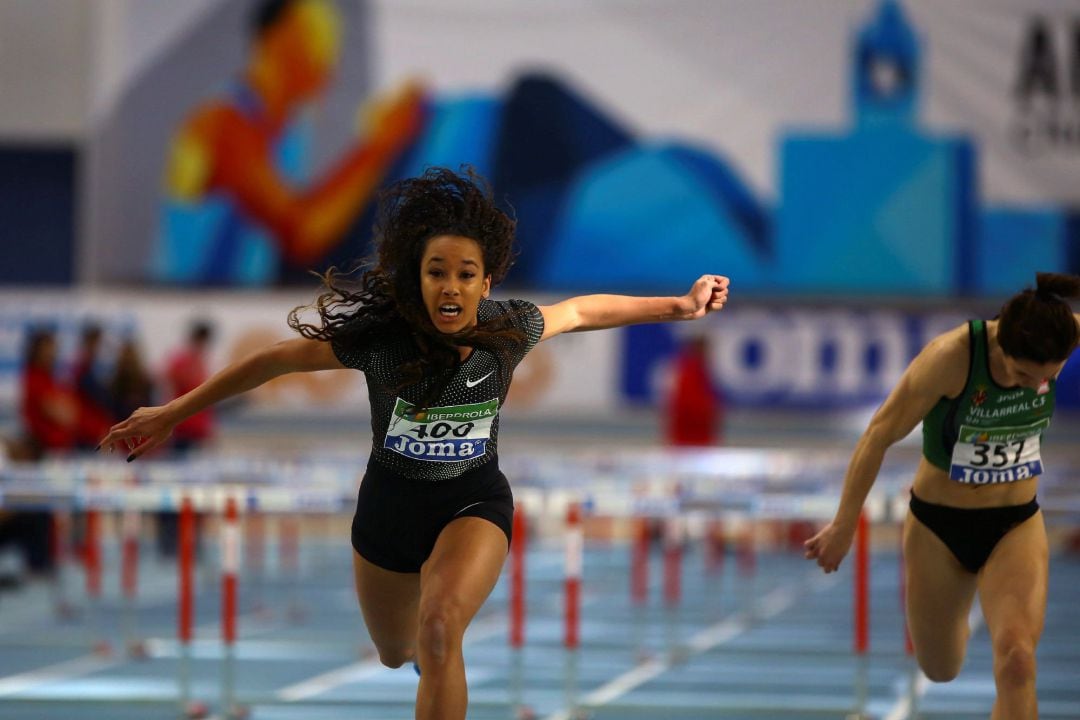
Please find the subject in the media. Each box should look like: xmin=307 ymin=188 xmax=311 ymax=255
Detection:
xmin=351 ymin=457 xmax=514 ymax=573
xmin=908 ymin=490 xmax=1039 ymax=573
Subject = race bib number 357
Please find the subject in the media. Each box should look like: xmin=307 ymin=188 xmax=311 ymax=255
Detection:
xmin=385 ymin=397 xmax=498 ymax=462
xmin=949 ymin=420 xmax=1048 ymax=485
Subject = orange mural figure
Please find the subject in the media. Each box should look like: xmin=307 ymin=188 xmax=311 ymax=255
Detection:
xmin=155 ymin=0 xmax=426 ymax=285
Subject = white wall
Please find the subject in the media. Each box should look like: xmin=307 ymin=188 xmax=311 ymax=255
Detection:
xmin=87 ymin=0 xmax=225 ymax=124
xmin=0 ymin=0 xmax=92 ymax=141
xmin=0 ymin=0 xmax=226 ymax=141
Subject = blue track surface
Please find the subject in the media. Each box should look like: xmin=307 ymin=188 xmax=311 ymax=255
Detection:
xmin=1 ymin=535 xmax=1078 ymax=719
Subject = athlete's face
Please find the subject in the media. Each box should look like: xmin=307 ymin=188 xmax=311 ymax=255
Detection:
xmin=1001 ymin=355 xmax=1065 ymax=391
xmin=420 ymin=235 xmax=491 ymax=334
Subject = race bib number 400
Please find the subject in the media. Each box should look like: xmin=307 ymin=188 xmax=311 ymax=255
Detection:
xmin=384 ymin=397 xmax=498 ymax=462
xmin=949 ymin=420 xmax=1049 ymax=485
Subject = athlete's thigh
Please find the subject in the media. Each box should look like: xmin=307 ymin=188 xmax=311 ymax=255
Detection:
xmin=978 ymin=511 xmax=1048 ymax=647
xmin=419 ymin=516 xmax=509 ymax=624
xmin=904 ymin=512 xmax=978 ymax=665
xmin=352 ymin=550 xmax=421 ymax=650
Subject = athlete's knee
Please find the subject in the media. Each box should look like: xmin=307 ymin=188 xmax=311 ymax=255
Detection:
xmin=993 ymin=632 xmax=1037 ymax=688
xmin=417 ymin=598 xmax=465 ymax=664
xmin=915 ymin=644 xmax=965 ymax=683
xmin=375 ymin=645 xmax=413 ymax=669
xmin=915 ymin=630 xmax=967 ymax=682
xmin=919 ymin=658 xmax=963 ymax=683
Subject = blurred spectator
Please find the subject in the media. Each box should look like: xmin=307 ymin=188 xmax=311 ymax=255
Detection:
xmin=665 ymin=335 xmax=725 ymax=447
xmin=2 ymin=328 xmax=72 ymax=579
xmin=72 ymin=322 xmax=114 ymax=450
xmin=0 ymin=509 xmax=54 ymax=581
xmin=0 ymin=498 xmax=54 ymax=579
xmin=157 ymin=321 xmax=216 ymax=556
xmin=20 ymin=327 xmax=77 ymax=458
xmin=166 ymin=321 xmax=216 ymax=453
xmin=110 ymin=337 xmax=155 ymax=421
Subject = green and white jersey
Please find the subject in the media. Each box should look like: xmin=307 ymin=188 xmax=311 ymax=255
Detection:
xmin=332 ymin=299 xmax=544 ymax=481
xmin=921 ymin=320 xmax=1055 ymax=485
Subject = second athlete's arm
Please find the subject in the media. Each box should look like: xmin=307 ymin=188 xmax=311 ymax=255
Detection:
xmin=805 ymin=331 xmax=966 ymax=571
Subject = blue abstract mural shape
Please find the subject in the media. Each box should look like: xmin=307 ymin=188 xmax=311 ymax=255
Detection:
xmin=537 ymin=143 xmax=769 ymax=291
xmin=397 ymin=95 xmax=500 ymax=181
xmin=978 ymin=209 xmax=1068 ymax=295
xmin=776 ymin=126 xmax=975 ymax=294
xmin=492 ymin=74 xmax=635 ymax=281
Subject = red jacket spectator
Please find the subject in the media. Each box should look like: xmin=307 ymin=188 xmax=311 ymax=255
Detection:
xmin=166 ymin=321 xmax=216 ymax=447
xmin=21 ymin=329 xmax=77 ymax=455
xmin=665 ymin=336 xmax=724 ymax=447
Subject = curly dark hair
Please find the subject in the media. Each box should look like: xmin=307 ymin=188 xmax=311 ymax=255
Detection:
xmin=998 ymin=272 xmax=1080 ymax=363
xmin=289 ymin=167 xmax=526 ymax=401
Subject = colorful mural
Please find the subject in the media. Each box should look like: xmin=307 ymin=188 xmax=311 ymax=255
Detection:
xmin=152 ymin=0 xmax=424 ymax=285
xmin=67 ymin=0 xmax=1080 ymax=293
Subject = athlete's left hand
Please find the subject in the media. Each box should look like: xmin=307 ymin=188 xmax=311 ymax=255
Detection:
xmin=803 ymin=520 xmax=855 ymax=573
xmin=679 ymin=275 xmax=729 ymax=319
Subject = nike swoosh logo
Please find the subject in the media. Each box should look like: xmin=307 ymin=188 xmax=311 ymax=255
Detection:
xmin=465 ymin=371 xmax=494 ymax=388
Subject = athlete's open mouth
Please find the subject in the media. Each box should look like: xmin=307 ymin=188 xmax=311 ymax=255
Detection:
xmin=438 ymin=304 xmax=462 ymax=319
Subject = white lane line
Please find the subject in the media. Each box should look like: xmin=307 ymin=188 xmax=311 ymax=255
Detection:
xmin=882 ymin=604 xmax=986 ymax=720
xmin=542 ymin=570 xmax=838 ymax=720
xmin=0 ymin=655 xmax=116 ymax=697
xmin=276 ymin=613 xmax=505 ymax=702
xmin=276 ymin=660 xmax=389 ymax=702
xmin=576 ymin=657 xmax=669 ymax=707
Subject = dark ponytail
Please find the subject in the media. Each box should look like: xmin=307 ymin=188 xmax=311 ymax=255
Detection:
xmin=998 ymin=272 xmax=1080 ymax=363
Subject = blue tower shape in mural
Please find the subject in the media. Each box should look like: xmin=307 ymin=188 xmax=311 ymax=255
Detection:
xmin=853 ymin=0 xmax=918 ymax=127
xmin=775 ymin=0 xmax=976 ymax=295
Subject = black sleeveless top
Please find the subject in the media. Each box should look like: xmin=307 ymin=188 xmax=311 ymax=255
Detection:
xmin=331 ymin=299 xmax=544 ymax=480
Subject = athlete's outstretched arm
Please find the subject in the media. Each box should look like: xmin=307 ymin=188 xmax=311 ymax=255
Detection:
xmin=538 ymin=275 xmax=729 ymax=341
xmin=804 ymin=334 xmax=965 ymax=572
xmin=97 ymin=338 xmax=343 ymax=461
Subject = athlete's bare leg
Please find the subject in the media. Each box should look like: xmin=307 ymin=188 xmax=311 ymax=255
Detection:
xmin=352 ymin=551 xmax=421 ymax=667
xmin=978 ymin=511 xmax=1047 ymax=720
xmin=414 ymin=516 xmax=508 ymax=720
xmin=903 ymin=512 xmax=979 ymax=681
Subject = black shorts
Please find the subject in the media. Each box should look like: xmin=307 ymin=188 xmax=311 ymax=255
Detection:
xmin=351 ymin=457 xmax=514 ymax=573
xmin=909 ymin=490 xmax=1039 ymax=574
